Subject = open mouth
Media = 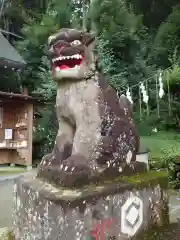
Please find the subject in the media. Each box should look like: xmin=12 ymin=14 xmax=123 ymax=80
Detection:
xmin=52 ymin=54 xmax=83 ymax=71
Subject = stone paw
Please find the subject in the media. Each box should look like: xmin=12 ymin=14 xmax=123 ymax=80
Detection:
xmin=39 ymin=152 xmax=55 ymax=167
xmin=37 ymin=155 xmax=91 ymax=188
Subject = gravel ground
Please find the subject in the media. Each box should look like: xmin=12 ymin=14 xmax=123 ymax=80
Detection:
xmin=0 ymin=170 xmax=37 ymax=228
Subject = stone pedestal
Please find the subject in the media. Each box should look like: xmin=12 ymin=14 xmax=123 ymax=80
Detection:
xmin=12 ymin=171 xmax=169 ymax=240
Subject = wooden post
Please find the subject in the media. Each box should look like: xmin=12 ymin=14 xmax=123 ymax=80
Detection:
xmin=167 ymin=75 xmax=171 ymax=116
xmin=139 ymin=86 xmax=142 ymax=120
xmin=156 ymin=75 xmax=160 ymax=118
xmin=22 ymin=87 xmax=28 ymax=95
xmin=145 ymin=79 xmax=149 ymax=118
xmin=27 ymin=103 xmax=33 ymax=166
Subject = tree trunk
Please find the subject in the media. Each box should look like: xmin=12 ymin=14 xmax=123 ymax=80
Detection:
xmin=82 ymin=0 xmax=87 ymax=31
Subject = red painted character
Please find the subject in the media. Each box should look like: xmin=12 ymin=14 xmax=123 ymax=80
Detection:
xmin=90 ymin=219 xmax=114 ymax=240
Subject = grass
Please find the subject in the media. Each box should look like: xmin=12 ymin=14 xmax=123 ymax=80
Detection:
xmin=140 ymin=131 xmax=180 ymax=167
xmin=0 ymin=166 xmax=28 ymax=176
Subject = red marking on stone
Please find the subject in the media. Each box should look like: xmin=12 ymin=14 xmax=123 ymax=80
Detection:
xmin=90 ymin=218 xmax=114 ymax=240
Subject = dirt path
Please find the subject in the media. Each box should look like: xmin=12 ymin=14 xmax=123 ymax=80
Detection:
xmin=0 ymin=179 xmax=14 ymax=228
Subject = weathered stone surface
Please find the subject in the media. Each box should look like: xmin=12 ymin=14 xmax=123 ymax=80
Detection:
xmin=37 ymin=28 xmax=140 ymax=188
xmin=13 ymin=171 xmax=169 ymax=239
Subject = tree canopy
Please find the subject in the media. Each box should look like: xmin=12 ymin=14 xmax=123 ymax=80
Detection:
xmin=1 ymin=0 xmax=180 ymax=160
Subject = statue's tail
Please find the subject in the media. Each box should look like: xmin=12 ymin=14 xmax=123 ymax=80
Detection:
xmin=118 ymin=93 xmax=139 ymax=153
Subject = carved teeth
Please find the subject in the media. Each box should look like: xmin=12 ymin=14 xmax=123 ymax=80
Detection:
xmin=52 ymin=54 xmax=83 ymax=63
xmin=75 ymin=54 xmax=82 ymax=59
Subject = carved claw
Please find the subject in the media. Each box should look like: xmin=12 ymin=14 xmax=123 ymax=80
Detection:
xmin=39 ymin=152 xmax=54 ymax=167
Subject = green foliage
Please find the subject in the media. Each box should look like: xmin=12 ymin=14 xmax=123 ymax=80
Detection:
xmin=15 ymin=0 xmax=73 ymax=92
xmin=32 ymin=64 xmax=57 ymax=161
xmin=163 ymin=50 xmax=180 ymax=93
xmin=0 ymin=68 xmax=21 ymax=92
xmin=34 ymin=65 xmax=56 ymax=101
xmin=127 ymin=0 xmax=180 ymax=30
xmin=153 ymin=6 xmax=180 ymax=67
xmin=164 ymin=64 xmax=180 ymax=87
xmin=135 ymin=95 xmax=180 ymax=133
xmin=33 ymin=105 xmax=58 ymax=161
xmin=3 ymin=0 xmax=180 ymax=166
xmin=13 ymin=0 xmax=73 ymax=160
xmin=167 ymin=155 xmax=180 ymax=188
xmin=15 ymin=13 xmax=59 ymax=92
xmin=141 ymin=132 xmax=180 ymax=173
xmin=90 ymin=0 xmax=151 ymax=90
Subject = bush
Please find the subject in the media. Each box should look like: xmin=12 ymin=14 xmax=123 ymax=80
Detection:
xmin=168 ymin=156 xmax=180 ymax=189
xmin=153 ymin=6 xmax=180 ymax=67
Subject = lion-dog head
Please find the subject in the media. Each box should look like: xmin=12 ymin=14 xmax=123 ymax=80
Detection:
xmin=48 ymin=28 xmax=95 ymax=81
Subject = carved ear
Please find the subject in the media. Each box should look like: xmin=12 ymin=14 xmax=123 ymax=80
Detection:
xmin=82 ymin=32 xmax=95 ymax=46
xmin=48 ymin=35 xmax=56 ymax=46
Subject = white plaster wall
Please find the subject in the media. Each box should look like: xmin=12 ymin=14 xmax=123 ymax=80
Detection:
xmin=136 ymin=152 xmax=149 ymax=170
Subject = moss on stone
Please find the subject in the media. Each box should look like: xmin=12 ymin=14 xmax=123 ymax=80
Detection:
xmin=79 ymin=170 xmax=168 ymax=190
xmin=33 ymin=170 xmax=168 ymax=202
xmin=122 ymin=170 xmax=168 ymax=185
xmin=0 ymin=228 xmax=12 ymax=240
xmin=133 ymin=222 xmax=180 ymax=240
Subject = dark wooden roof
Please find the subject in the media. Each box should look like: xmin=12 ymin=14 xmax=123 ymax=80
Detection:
xmin=0 ymin=32 xmax=26 ymax=69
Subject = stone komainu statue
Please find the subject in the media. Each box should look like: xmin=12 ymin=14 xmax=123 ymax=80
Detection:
xmin=37 ymin=28 xmax=140 ymax=188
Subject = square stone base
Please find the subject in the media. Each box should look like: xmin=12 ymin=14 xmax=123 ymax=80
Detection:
xmin=12 ymin=171 xmax=169 ymax=240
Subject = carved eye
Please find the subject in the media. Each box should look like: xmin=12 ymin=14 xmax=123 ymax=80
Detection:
xmin=48 ymin=36 xmax=56 ymax=46
xmin=71 ymin=40 xmax=81 ymax=46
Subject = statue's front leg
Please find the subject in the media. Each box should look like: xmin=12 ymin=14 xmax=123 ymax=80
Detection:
xmin=37 ymin=117 xmax=74 ymax=174
xmin=38 ymin=124 xmax=99 ymax=187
